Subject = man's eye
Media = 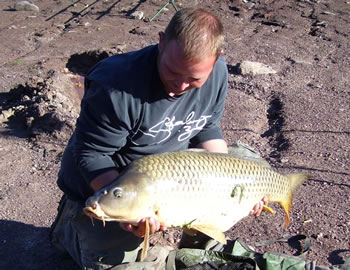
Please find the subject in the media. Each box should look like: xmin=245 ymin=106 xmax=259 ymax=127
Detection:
xmin=189 ymin=78 xmax=201 ymax=83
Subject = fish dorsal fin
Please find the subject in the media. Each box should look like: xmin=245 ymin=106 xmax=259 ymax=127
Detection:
xmin=190 ymin=225 xmax=227 ymax=245
xmin=179 ymin=142 xmax=271 ymax=168
xmin=228 ymin=141 xmax=271 ymax=168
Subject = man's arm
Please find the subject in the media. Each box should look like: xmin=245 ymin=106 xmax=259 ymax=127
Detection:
xmin=197 ymin=139 xmax=228 ymax=154
xmin=90 ymin=169 xmax=120 ymax=192
xmin=73 ymin=81 xmax=133 ymax=190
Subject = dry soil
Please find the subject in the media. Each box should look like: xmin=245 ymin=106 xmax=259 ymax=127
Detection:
xmin=0 ymin=0 xmax=349 ymax=269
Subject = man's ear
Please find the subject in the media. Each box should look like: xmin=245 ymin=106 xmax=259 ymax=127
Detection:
xmin=158 ymin=31 xmax=165 ymax=50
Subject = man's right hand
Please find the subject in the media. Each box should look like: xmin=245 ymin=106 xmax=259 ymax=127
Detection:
xmin=120 ymin=217 xmax=167 ymax=238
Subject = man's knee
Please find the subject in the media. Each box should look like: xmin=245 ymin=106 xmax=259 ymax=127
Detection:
xmin=50 ymin=195 xmax=83 ymax=264
xmin=50 ymin=195 xmax=145 ymax=269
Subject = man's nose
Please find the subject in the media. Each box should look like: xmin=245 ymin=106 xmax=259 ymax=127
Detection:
xmin=175 ymin=78 xmax=190 ymax=90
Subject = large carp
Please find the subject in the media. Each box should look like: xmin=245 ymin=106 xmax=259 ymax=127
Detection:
xmin=84 ymin=149 xmax=309 ymax=259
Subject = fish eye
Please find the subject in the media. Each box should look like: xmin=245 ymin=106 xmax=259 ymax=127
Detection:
xmin=113 ymin=188 xmax=123 ymax=198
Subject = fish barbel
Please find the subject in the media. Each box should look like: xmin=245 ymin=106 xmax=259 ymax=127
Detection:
xmin=84 ymin=150 xmax=309 ymax=258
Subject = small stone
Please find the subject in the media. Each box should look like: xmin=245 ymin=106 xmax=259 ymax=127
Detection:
xmin=25 ymin=117 xmax=35 ymax=128
xmin=239 ymin=61 xmax=277 ymax=75
xmin=23 ymin=95 xmax=31 ymax=101
xmin=130 ymin=11 xmax=144 ymax=20
xmin=56 ymin=24 xmax=65 ymax=30
xmin=281 ymin=158 xmax=289 ymax=163
xmin=0 ymin=108 xmax=15 ymax=122
xmin=15 ymin=1 xmax=40 ymax=12
xmin=317 ymin=232 xmax=323 ymax=240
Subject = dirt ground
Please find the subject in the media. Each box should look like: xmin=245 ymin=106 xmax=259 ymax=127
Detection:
xmin=0 ymin=0 xmax=349 ymax=269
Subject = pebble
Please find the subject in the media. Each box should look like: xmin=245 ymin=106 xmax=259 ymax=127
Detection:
xmin=0 ymin=108 xmax=15 ymax=122
xmin=56 ymin=24 xmax=66 ymax=30
xmin=14 ymin=1 xmax=40 ymax=12
xmin=239 ymin=61 xmax=277 ymax=75
xmin=316 ymin=232 xmax=323 ymax=240
xmin=130 ymin=11 xmax=144 ymax=20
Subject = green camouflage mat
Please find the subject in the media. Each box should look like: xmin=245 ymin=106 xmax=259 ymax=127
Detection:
xmin=165 ymin=235 xmax=350 ymax=270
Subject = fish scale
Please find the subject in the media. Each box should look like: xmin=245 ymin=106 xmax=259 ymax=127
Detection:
xmin=84 ymin=150 xmax=309 ymax=247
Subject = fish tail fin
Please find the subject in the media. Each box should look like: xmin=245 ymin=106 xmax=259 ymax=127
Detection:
xmin=280 ymin=174 xmax=310 ymax=227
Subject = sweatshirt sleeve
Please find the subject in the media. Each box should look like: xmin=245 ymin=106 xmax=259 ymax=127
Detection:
xmin=71 ymin=81 xmax=135 ymax=184
xmin=190 ymin=57 xmax=228 ymax=146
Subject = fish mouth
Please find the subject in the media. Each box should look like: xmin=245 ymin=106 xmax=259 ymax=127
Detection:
xmin=83 ymin=205 xmax=108 ymax=219
xmin=83 ymin=205 xmax=113 ymax=223
xmin=83 ymin=205 xmax=139 ymax=225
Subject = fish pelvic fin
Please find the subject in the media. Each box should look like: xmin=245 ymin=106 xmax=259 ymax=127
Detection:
xmin=183 ymin=228 xmax=198 ymax=236
xmin=140 ymin=218 xmax=150 ymax=262
xmin=280 ymin=173 xmax=310 ymax=227
xmin=191 ymin=225 xmax=227 ymax=245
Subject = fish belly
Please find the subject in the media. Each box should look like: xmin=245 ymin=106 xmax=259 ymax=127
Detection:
xmin=151 ymin=174 xmax=271 ymax=232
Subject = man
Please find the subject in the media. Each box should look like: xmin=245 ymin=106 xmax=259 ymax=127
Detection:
xmin=50 ymin=8 xmax=266 ymax=269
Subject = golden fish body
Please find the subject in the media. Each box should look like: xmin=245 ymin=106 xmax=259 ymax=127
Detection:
xmin=84 ymin=150 xmax=308 ymax=243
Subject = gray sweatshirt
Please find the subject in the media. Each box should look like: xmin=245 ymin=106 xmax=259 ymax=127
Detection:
xmin=57 ymin=44 xmax=228 ymax=201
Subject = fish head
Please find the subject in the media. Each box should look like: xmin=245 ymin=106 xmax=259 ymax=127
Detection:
xmin=84 ymin=171 xmax=155 ymax=225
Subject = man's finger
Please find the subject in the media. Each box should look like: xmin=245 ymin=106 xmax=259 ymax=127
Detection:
xmin=120 ymin=222 xmax=134 ymax=232
xmin=120 ymin=217 xmax=164 ymax=238
xmin=262 ymin=196 xmax=269 ymax=205
xmin=148 ymin=217 xmax=161 ymax=234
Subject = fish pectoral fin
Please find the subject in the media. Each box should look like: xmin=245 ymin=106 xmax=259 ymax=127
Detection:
xmin=262 ymin=205 xmax=275 ymax=215
xmin=191 ymin=225 xmax=227 ymax=245
xmin=140 ymin=218 xmax=150 ymax=262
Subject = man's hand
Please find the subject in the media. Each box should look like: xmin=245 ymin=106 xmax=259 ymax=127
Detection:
xmin=249 ymin=196 xmax=269 ymax=216
xmin=119 ymin=217 xmax=167 ymax=238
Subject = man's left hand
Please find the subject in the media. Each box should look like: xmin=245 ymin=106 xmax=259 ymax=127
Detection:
xmin=249 ymin=196 xmax=269 ymax=216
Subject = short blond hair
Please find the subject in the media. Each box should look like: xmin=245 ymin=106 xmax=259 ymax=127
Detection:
xmin=164 ymin=8 xmax=224 ymax=61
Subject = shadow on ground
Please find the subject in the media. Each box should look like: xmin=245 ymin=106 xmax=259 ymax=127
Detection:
xmin=0 ymin=220 xmax=79 ymax=270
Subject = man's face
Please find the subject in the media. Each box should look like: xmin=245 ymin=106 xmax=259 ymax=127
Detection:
xmin=157 ymin=33 xmax=217 ymax=97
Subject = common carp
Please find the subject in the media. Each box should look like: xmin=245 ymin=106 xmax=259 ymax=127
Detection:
xmin=84 ymin=149 xmax=309 ymax=260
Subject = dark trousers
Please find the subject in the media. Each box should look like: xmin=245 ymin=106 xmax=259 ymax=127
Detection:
xmin=50 ymin=195 xmax=144 ymax=269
